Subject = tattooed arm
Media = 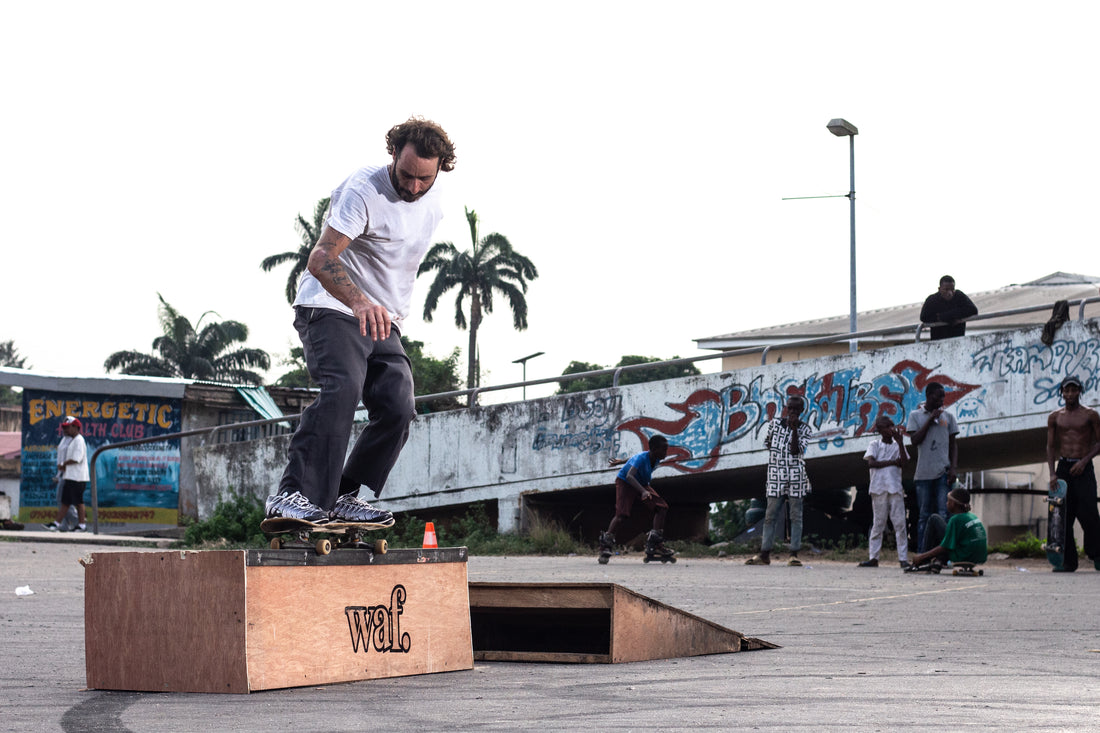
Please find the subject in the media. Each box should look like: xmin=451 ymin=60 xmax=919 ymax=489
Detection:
xmin=307 ymin=226 xmax=392 ymax=340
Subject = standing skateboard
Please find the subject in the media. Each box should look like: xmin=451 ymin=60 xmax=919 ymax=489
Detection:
xmin=1043 ymin=478 xmax=1068 ymax=570
xmin=260 ymin=517 xmax=388 ymax=556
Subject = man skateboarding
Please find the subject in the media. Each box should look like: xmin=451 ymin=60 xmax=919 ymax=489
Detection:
xmin=264 ymin=118 xmax=457 ymax=528
xmin=1045 ymin=375 xmax=1100 ymax=572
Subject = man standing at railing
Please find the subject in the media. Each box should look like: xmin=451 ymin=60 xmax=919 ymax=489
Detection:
xmin=1045 ymin=375 xmax=1100 ymax=572
xmin=920 ymin=275 xmax=978 ymax=340
xmin=264 ymin=118 xmax=457 ymax=528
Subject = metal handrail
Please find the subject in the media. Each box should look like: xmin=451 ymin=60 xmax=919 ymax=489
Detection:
xmin=82 ymin=294 xmax=1099 ymax=533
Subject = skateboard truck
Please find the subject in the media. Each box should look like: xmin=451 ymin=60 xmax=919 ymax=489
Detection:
xmin=261 ymin=518 xmax=389 ymax=556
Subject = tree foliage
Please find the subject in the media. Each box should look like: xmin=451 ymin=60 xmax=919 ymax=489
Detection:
xmin=261 ymin=197 xmax=329 ymax=305
xmin=271 ymin=338 xmax=463 ymax=413
xmin=0 ymin=340 xmax=29 ymax=405
xmin=556 ymin=355 xmax=701 ymax=394
xmin=104 ymin=294 xmax=270 ymax=385
xmin=418 ymin=207 xmax=538 ymax=390
xmin=403 ymin=337 xmax=463 ymax=413
xmin=271 ymin=346 xmax=313 ymax=389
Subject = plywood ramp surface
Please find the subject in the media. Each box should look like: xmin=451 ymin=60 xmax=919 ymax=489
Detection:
xmin=85 ymin=548 xmax=472 ymax=693
xmin=469 ymin=582 xmax=777 ymax=664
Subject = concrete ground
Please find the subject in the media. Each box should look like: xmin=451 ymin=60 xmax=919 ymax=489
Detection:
xmin=2 ymin=540 xmax=1099 ymax=732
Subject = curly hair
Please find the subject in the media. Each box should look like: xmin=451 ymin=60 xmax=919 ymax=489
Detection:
xmin=385 ymin=117 xmax=457 ymax=172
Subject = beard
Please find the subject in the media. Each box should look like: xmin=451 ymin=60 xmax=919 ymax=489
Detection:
xmin=390 ymin=166 xmax=431 ymax=202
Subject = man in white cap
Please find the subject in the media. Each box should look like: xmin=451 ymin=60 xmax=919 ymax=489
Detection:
xmin=44 ymin=416 xmax=90 ymax=531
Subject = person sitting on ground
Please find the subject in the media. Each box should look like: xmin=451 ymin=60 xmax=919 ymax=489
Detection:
xmin=908 ymin=488 xmax=987 ymax=570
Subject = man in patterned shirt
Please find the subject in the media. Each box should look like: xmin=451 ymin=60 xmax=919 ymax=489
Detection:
xmin=747 ymin=395 xmax=814 ymax=566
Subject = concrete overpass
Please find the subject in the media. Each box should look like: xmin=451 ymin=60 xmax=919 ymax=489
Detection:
xmin=193 ymin=318 xmax=1100 ymax=541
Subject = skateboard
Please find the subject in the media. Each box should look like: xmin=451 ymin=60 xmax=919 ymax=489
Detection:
xmin=905 ymin=560 xmax=983 ymax=576
xmin=260 ymin=517 xmax=389 ymax=556
xmin=1043 ymin=478 xmax=1068 ymax=570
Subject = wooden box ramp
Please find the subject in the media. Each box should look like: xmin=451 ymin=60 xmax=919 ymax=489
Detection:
xmin=83 ymin=548 xmax=473 ymax=693
xmin=468 ymin=582 xmax=778 ymax=664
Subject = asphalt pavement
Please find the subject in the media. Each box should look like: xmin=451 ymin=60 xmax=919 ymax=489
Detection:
xmin=2 ymin=540 xmax=1098 ymax=732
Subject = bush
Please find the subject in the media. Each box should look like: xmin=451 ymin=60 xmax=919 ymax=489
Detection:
xmin=184 ymin=494 xmax=267 ymax=547
xmin=709 ymin=499 xmax=750 ymax=543
xmin=990 ymin=533 xmax=1046 ymax=559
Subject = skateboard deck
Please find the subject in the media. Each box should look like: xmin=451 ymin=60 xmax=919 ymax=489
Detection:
xmin=260 ymin=517 xmax=389 ymax=556
xmin=1043 ymin=478 xmax=1068 ymax=570
xmin=951 ymin=561 xmax=984 ymax=576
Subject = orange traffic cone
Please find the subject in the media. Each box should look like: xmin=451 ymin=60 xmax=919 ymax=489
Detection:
xmin=422 ymin=521 xmax=438 ymax=549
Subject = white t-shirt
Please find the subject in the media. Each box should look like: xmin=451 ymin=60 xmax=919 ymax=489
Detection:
xmin=58 ymin=434 xmax=90 ymax=482
xmin=293 ymin=165 xmax=444 ymax=332
xmin=864 ymin=439 xmax=903 ymax=495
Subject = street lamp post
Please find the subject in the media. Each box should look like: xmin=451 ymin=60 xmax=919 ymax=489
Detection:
xmin=827 ymin=118 xmax=858 ymax=354
xmin=512 ymin=351 xmax=545 ymax=399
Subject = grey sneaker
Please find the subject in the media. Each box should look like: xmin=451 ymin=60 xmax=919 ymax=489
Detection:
xmin=265 ymin=491 xmax=329 ymax=523
xmin=331 ymin=493 xmax=395 ymax=526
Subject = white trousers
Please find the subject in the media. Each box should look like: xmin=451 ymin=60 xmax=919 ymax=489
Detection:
xmin=869 ymin=492 xmax=909 ymax=562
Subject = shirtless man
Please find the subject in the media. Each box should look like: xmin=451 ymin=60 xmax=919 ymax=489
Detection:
xmin=1046 ymin=375 xmax=1100 ymax=572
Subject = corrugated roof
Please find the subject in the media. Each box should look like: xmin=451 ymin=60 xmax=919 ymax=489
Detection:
xmin=695 ymin=272 xmax=1100 ymax=348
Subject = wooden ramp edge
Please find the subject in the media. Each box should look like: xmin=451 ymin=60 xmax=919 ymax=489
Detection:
xmin=84 ymin=548 xmax=472 ymax=693
xmin=469 ymin=582 xmax=778 ymax=664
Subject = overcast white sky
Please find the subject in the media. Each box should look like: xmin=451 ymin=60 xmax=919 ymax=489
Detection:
xmin=3 ymin=1 xmax=1097 ymax=401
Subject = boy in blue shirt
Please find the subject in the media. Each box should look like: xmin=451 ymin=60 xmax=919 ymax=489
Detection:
xmin=598 ymin=436 xmax=671 ymax=563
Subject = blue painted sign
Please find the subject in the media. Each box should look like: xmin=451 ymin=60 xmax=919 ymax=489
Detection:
xmin=20 ymin=389 xmax=182 ymax=525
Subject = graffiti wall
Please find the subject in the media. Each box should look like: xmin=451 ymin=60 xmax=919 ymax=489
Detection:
xmin=193 ymin=318 xmax=1100 ymax=532
xmin=20 ymin=389 xmax=182 ymax=525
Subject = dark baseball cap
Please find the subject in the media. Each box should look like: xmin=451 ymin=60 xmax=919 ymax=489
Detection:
xmin=1061 ymin=375 xmax=1084 ymax=391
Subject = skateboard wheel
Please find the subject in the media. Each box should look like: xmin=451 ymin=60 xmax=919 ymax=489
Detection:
xmin=315 ymin=538 xmax=332 ymax=555
xmin=269 ymin=537 xmax=283 ymax=550
xmin=375 ymin=539 xmax=388 ymax=554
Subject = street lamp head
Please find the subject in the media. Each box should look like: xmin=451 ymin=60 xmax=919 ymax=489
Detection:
xmin=827 ymin=118 xmax=858 ymax=137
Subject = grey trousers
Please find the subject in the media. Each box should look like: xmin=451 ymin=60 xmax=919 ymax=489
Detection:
xmin=761 ymin=494 xmax=804 ymax=553
xmin=279 ymin=307 xmax=415 ymax=509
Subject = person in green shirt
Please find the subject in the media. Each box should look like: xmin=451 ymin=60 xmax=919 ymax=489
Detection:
xmin=909 ymin=488 xmax=987 ymax=570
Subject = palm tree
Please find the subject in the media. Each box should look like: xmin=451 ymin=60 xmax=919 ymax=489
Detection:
xmin=419 ymin=207 xmax=538 ymax=390
xmin=261 ymin=197 xmax=329 ymax=305
xmin=104 ymin=294 xmax=271 ymax=385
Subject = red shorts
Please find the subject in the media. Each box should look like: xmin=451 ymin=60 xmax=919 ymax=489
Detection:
xmin=615 ymin=478 xmax=669 ymax=518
